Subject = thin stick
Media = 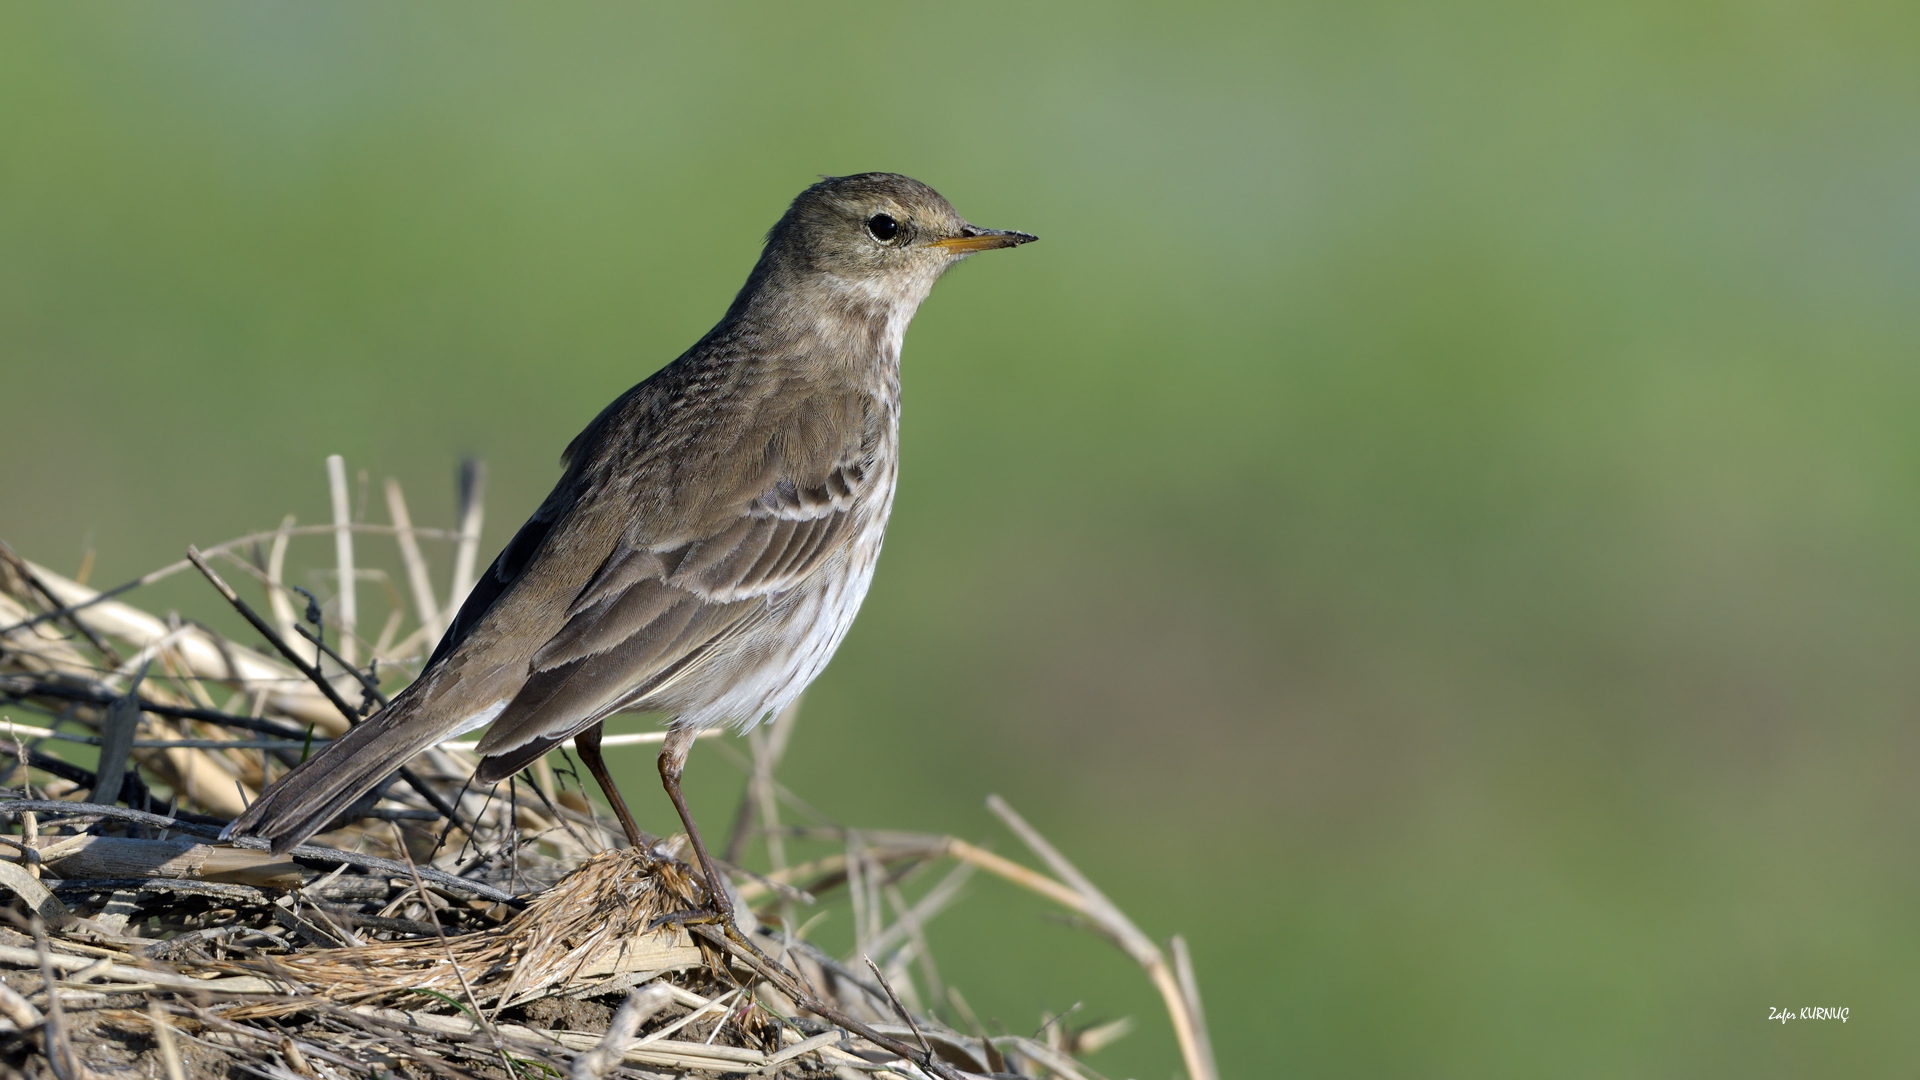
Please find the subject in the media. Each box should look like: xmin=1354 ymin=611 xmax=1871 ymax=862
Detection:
xmin=688 ymin=924 xmax=966 ymax=1080
xmin=0 ymin=974 xmax=43 ymax=1032
xmin=186 ymin=547 xmax=358 ymax=726
xmin=384 ymin=478 xmax=443 ymax=638
xmin=178 ymin=552 xmax=468 ymax=834
xmin=1171 ymin=934 xmax=1216 ymax=1080
xmin=147 ymin=1001 xmax=186 ymax=1080
xmin=0 ymin=541 xmax=120 ymax=665
xmin=633 ymin=986 xmax=742 ymax=1047
xmin=863 ymin=955 xmax=933 ymax=1061
xmin=0 ymin=576 xmax=147 ymax=639
xmin=512 ymin=767 xmax=596 ymax=857
xmin=876 ymin=863 xmax=971 ymax=1005
xmin=943 ymin=838 xmax=1086 ymax=913
xmin=2 ymin=739 xmax=154 ymax=815
xmin=986 ymin=795 xmax=1216 ymax=1080
xmin=389 ymin=823 xmax=513 ymax=1075
xmin=209 ymin=550 xmax=386 ymax=704
xmin=0 ymin=523 xmax=466 ymax=640
xmin=437 ymin=728 xmax=717 ymax=753
xmin=97 ymin=623 xmax=192 ymax=692
xmin=371 ymin=604 xmax=404 ymax=659
xmin=10 ymin=555 xmax=345 ymax=732
xmin=31 ymin=918 xmax=76 ymax=1080
xmin=266 ymin=515 xmax=298 ymax=650
xmin=0 ymin=798 xmax=515 ymax=901
xmin=171 ymin=1003 xmax=369 ymax=1076
xmin=569 ymin=984 xmax=675 ymax=1080
xmin=394 ymin=772 xmax=468 ymax=846
xmin=326 ymin=455 xmax=358 ymax=667
xmin=290 ymin=621 xmax=382 ymax=708
xmin=2 ymin=677 xmax=318 ymax=740
xmin=20 ymin=806 xmax=37 ymax=880
xmin=998 ymin=1035 xmax=1106 ymax=1080
xmin=754 ymin=695 xmax=802 ymax=869
xmin=88 ymin=666 xmax=148 ymax=808
xmin=846 ymin=833 xmax=870 ymax=961
xmin=448 ymin=458 xmax=485 ymax=629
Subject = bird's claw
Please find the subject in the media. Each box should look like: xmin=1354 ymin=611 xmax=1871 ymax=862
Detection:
xmin=650 ymin=906 xmax=778 ymax=972
xmin=647 ymin=907 xmax=724 ymax=933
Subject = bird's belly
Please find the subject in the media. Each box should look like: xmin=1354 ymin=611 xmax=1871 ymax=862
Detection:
xmin=664 ymin=499 xmax=892 ymax=732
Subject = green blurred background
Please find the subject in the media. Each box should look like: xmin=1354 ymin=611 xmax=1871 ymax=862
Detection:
xmin=4 ymin=2 xmax=1918 ymax=1075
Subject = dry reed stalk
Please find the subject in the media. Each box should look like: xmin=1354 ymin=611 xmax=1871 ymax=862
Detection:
xmin=0 ymin=600 xmax=244 ymax=818
xmin=568 ymin=982 xmax=676 ymax=1080
xmin=988 ymin=795 xmax=1218 ymax=1080
xmin=15 ymin=560 xmax=347 ymax=734
xmin=730 ymin=823 xmax=1218 ymax=1079
xmin=448 ymin=458 xmax=485 ymax=630
xmin=264 ymin=515 xmax=299 ymax=649
xmin=145 ymin=1002 xmax=185 ymax=1080
xmin=383 ymin=477 xmax=442 ymax=636
xmin=325 ymin=455 xmax=358 ymax=668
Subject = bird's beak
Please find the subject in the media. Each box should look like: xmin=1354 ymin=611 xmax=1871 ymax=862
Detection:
xmin=932 ymin=226 xmax=1038 ymax=254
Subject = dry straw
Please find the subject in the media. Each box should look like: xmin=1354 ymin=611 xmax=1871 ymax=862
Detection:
xmin=0 ymin=459 xmax=1218 ymax=1080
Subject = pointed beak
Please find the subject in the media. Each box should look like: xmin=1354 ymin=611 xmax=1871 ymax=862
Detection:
xmin=931 ymin=225 xmax=1038 ymax=254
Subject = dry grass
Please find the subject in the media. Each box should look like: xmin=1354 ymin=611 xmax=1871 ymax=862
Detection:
xmin=0 ymin=457 xmax=1215 ymax=1080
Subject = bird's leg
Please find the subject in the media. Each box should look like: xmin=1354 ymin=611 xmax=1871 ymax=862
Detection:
xmin=658 ymin=724 xmax=735 ymax=924
xmin=575 ymin=722 xmax=646 ymax=849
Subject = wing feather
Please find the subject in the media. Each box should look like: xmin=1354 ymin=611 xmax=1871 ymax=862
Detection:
xmin=569 ymin=545 xmax=669 ymax=616
xmin=532 ymin=577 xmax=682 ymax=669
xmin=696 ymin=517 xmax=793 ymax=596
xmin=735 ymin=518 xmax=802 ymax=588
xmin=480 ymin=594 xmax=725 ymax=761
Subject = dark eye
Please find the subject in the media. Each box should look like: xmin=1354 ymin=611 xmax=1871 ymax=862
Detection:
xmin=866 ymin=214 xmax=900 ymax=242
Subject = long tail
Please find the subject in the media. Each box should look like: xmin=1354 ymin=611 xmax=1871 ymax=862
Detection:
xmin=226 ymin=683 xmax=450 ymax=854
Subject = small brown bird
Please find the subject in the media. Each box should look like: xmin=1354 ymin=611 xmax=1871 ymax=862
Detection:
xmin=227 ymin=173 xmax=1034 ymax=922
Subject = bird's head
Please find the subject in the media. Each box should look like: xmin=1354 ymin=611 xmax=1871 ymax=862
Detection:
xmin=763 ymin=173 xmax=1036 ymax=309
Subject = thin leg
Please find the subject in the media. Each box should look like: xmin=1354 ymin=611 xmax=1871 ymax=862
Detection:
xmin=659 ymin=724 xmax=733 ymax=922
xmin=575 ymin=722 xmax=646 ymax=849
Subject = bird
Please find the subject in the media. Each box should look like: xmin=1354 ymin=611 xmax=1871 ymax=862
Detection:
xmin=226 ymin=173 xmax=1035 ymax=925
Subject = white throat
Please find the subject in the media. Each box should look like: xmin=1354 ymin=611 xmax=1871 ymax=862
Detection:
xmin=822 ymin=263 xmax=947 ymax=363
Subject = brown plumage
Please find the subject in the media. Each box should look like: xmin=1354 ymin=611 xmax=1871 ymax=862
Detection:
xmin=227 ymin=173 xmax=1034 ymax=919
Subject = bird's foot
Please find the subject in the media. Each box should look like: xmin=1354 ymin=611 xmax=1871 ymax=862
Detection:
xmin=650 ymin=904 xmax=778 ymax=969
xmin=648 ymin=906 xmax=725 ymax=933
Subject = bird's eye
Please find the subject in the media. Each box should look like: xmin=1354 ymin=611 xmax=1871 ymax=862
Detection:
xmin=866 ymin=214 xmax=900 ymax=243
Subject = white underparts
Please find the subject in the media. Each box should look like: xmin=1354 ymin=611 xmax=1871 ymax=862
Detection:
xmin=447 ymin=699 xmax=509 ymax=738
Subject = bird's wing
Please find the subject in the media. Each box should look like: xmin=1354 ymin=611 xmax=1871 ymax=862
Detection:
xmin=427 ymin=487 xmax=570 ymax=669
xmin=470 ymin=394 xmax=884 ymax=774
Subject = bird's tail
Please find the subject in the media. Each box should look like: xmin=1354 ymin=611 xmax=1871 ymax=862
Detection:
xmin=225 ymin=683 xmax=449 ymax=854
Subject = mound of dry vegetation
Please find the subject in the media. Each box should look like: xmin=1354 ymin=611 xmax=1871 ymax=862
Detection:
xmin=0 ymin=457 xmax=1214 ymax=1080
